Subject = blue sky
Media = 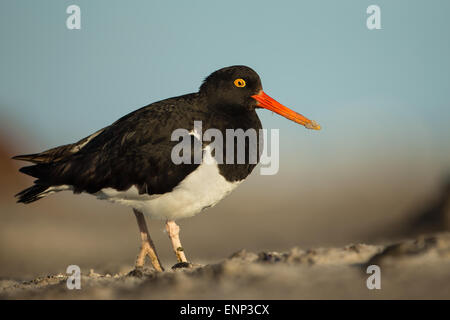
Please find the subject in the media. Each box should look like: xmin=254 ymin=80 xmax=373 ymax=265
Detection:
xmin=1 ymin=0 xmax=449 ymax=179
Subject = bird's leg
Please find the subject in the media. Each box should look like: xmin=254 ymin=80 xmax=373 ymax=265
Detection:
xmin=165 ymin=220 xmax=188 ymax=263
xmin=133 ymin=209 xmax=164 ymax=272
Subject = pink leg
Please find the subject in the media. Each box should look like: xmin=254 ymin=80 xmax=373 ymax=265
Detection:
xmin=133 ymin=209 xmax=164 ymax=272
xmin=165 ymin=220 xmax=188 ymax=263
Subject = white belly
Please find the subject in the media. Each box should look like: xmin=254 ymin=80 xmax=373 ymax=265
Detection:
xmin=94 ymin=146 xmax=241 ymax=220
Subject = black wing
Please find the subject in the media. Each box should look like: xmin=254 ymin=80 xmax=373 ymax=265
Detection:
xmin=15 ymin=93 xmax=203 ymax=202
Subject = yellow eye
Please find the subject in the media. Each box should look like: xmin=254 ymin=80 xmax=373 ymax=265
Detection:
xmin=234 ymin=78 xmax=246 ymax=88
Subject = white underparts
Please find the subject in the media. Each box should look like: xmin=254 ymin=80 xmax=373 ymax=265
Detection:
xmin=94 ymin=144 xmax=241 ymax=220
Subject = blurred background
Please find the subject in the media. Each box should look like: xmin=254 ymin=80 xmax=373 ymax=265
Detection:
xmin=0 ymin=0 xmax=449 ymax=279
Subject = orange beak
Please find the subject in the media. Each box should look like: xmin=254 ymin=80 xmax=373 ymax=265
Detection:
xmin=251 ymin=91 xmax=321 ymax=130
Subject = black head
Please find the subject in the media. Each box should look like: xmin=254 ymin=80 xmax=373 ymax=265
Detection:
xmin=199 ymin=65 xmax=321 ymax=130
xmin=199 ymin=65 xmax=262 ymax=111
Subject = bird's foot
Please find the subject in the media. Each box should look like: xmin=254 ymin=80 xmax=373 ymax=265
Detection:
xmin=135 ymin=242 xmax=165 ymax=272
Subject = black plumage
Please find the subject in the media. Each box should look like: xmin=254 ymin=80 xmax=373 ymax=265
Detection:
xmin=14 ymin=66 xmax=263 ymax=203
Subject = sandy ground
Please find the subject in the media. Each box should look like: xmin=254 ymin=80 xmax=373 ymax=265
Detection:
xmin=1 ymin=232 xmax=449 ymax=299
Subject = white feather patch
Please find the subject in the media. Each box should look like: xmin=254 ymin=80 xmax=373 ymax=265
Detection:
xmin=94 ymin=145 xmax=241 ymax=220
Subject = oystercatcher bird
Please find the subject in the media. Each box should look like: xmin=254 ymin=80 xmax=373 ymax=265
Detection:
xmin=13 ymin=66 xmax=320 ymax=271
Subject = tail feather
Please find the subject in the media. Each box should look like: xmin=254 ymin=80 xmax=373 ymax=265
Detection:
xmin=12 ymin=131 xmax=104 ymax=204
xmin=12 ymin=153 xmax=47 ymax=164
xmin=12 ymin=128 xmax=105 ymax=165
xmin=14 ymin=151 xmax=68 ymax=204
xmin=18 ymin=164 xmax=52 ymax=179
xmin=15 ymin=184 xmax=51 ymax=204
xmin=12 ymin=143 xmax=73 ymax=164
xmin=19 ymin=164 xmax=41 ymax=178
